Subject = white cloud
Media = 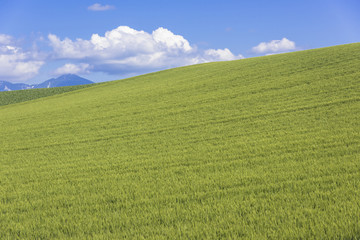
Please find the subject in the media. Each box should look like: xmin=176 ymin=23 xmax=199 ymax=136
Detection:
xmin=252 ymin=38 xmax=296 ymax=54
xmin=0 ymin=34 xmax=44 ymax=82
xmin=0 ymin=27 xmax=244 ymax=82
xmin=54 ymin=63 xmax=91 ymax=75
xmin=48 ymin=26 xmax=243 ymax=75
xmin=88 ymin=3 xmax=115 ymax=11
xmin=152 ymin=27 xmax=192 ymax=53
xmin=0 ymin=34 xmax=12 ymax=45
xmin=203 ymin=48 xmax=244 ymax=61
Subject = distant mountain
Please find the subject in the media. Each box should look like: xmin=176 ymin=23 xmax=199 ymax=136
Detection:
xmin=35 ymin=74 xmax=94 ymax=89
xmin=0 ymin=81 xmax=34 ymax=91
xmin=0 ymin=74 xmax=94 ymax=92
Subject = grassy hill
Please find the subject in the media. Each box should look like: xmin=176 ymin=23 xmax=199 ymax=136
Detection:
xmin=0 ymin=43 xmax=359 ymax=239
xmin=0 ymin=84 xmax=94 ymax=107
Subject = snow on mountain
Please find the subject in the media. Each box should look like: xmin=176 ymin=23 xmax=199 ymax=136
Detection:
xmin=0 ymin=74 xmax=94 ymax=92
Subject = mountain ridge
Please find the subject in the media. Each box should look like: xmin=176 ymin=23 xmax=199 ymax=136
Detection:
xmin=0 ymin=74 xmax=93 ymax=91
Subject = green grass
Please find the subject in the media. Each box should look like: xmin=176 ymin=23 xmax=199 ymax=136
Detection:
xmin=0 ymin=84 xmax=94 ymax=107
xmin=0 ymin=43 xmax=359 ymax=239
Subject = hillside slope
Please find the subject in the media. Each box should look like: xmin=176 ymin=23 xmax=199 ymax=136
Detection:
xmin=0 ymin=43 xmax=359 ymax=239
xmin=0 ymin=84 xmax=95 ymax=107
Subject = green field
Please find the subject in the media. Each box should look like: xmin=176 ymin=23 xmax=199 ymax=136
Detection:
xmin=0 ymin=84 xmax=94 ymax=107
xmin=0 ymin=43 xmax=359 ymax=239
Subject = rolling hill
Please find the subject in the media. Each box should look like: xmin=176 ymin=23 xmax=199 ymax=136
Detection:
xmin=0 ymin=43 xmax=359 ymax=239
xmin=0 ymin=84 xmax=95 ymax=107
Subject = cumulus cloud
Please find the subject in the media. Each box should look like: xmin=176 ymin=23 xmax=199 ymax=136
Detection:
xmin=0 ymin=27 xmax=244 ymax=82
xmin=54 ymin=63 xmax=91 ymax=75
xmin=203 ymin=48 xmax=244 ymax=61
xmin=252 ymin=38 xmax=296 ymax=54
xmin=88 ymin=3 xmax=115 ymax=11
xmin=48 ymin=26 xmax=243 ymax=75
xmin=0 ymin=34 xmax=44 ymax=82
xmin=152 ymin=27 xmax=192 ymax=53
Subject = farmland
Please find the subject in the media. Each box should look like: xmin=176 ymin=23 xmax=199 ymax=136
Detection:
xmin=0 ymin=43 xmax=359 ymax=239
xmin=0 ymin=84 xmax=94 ymax=107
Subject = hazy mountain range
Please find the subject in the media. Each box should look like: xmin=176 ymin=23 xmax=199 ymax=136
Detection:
xmin=0 ymin=74 xmax=93 ymax=92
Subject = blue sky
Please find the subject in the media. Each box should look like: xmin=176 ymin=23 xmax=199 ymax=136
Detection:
xmin=0 ymin=0 xmax=359 ymax=83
